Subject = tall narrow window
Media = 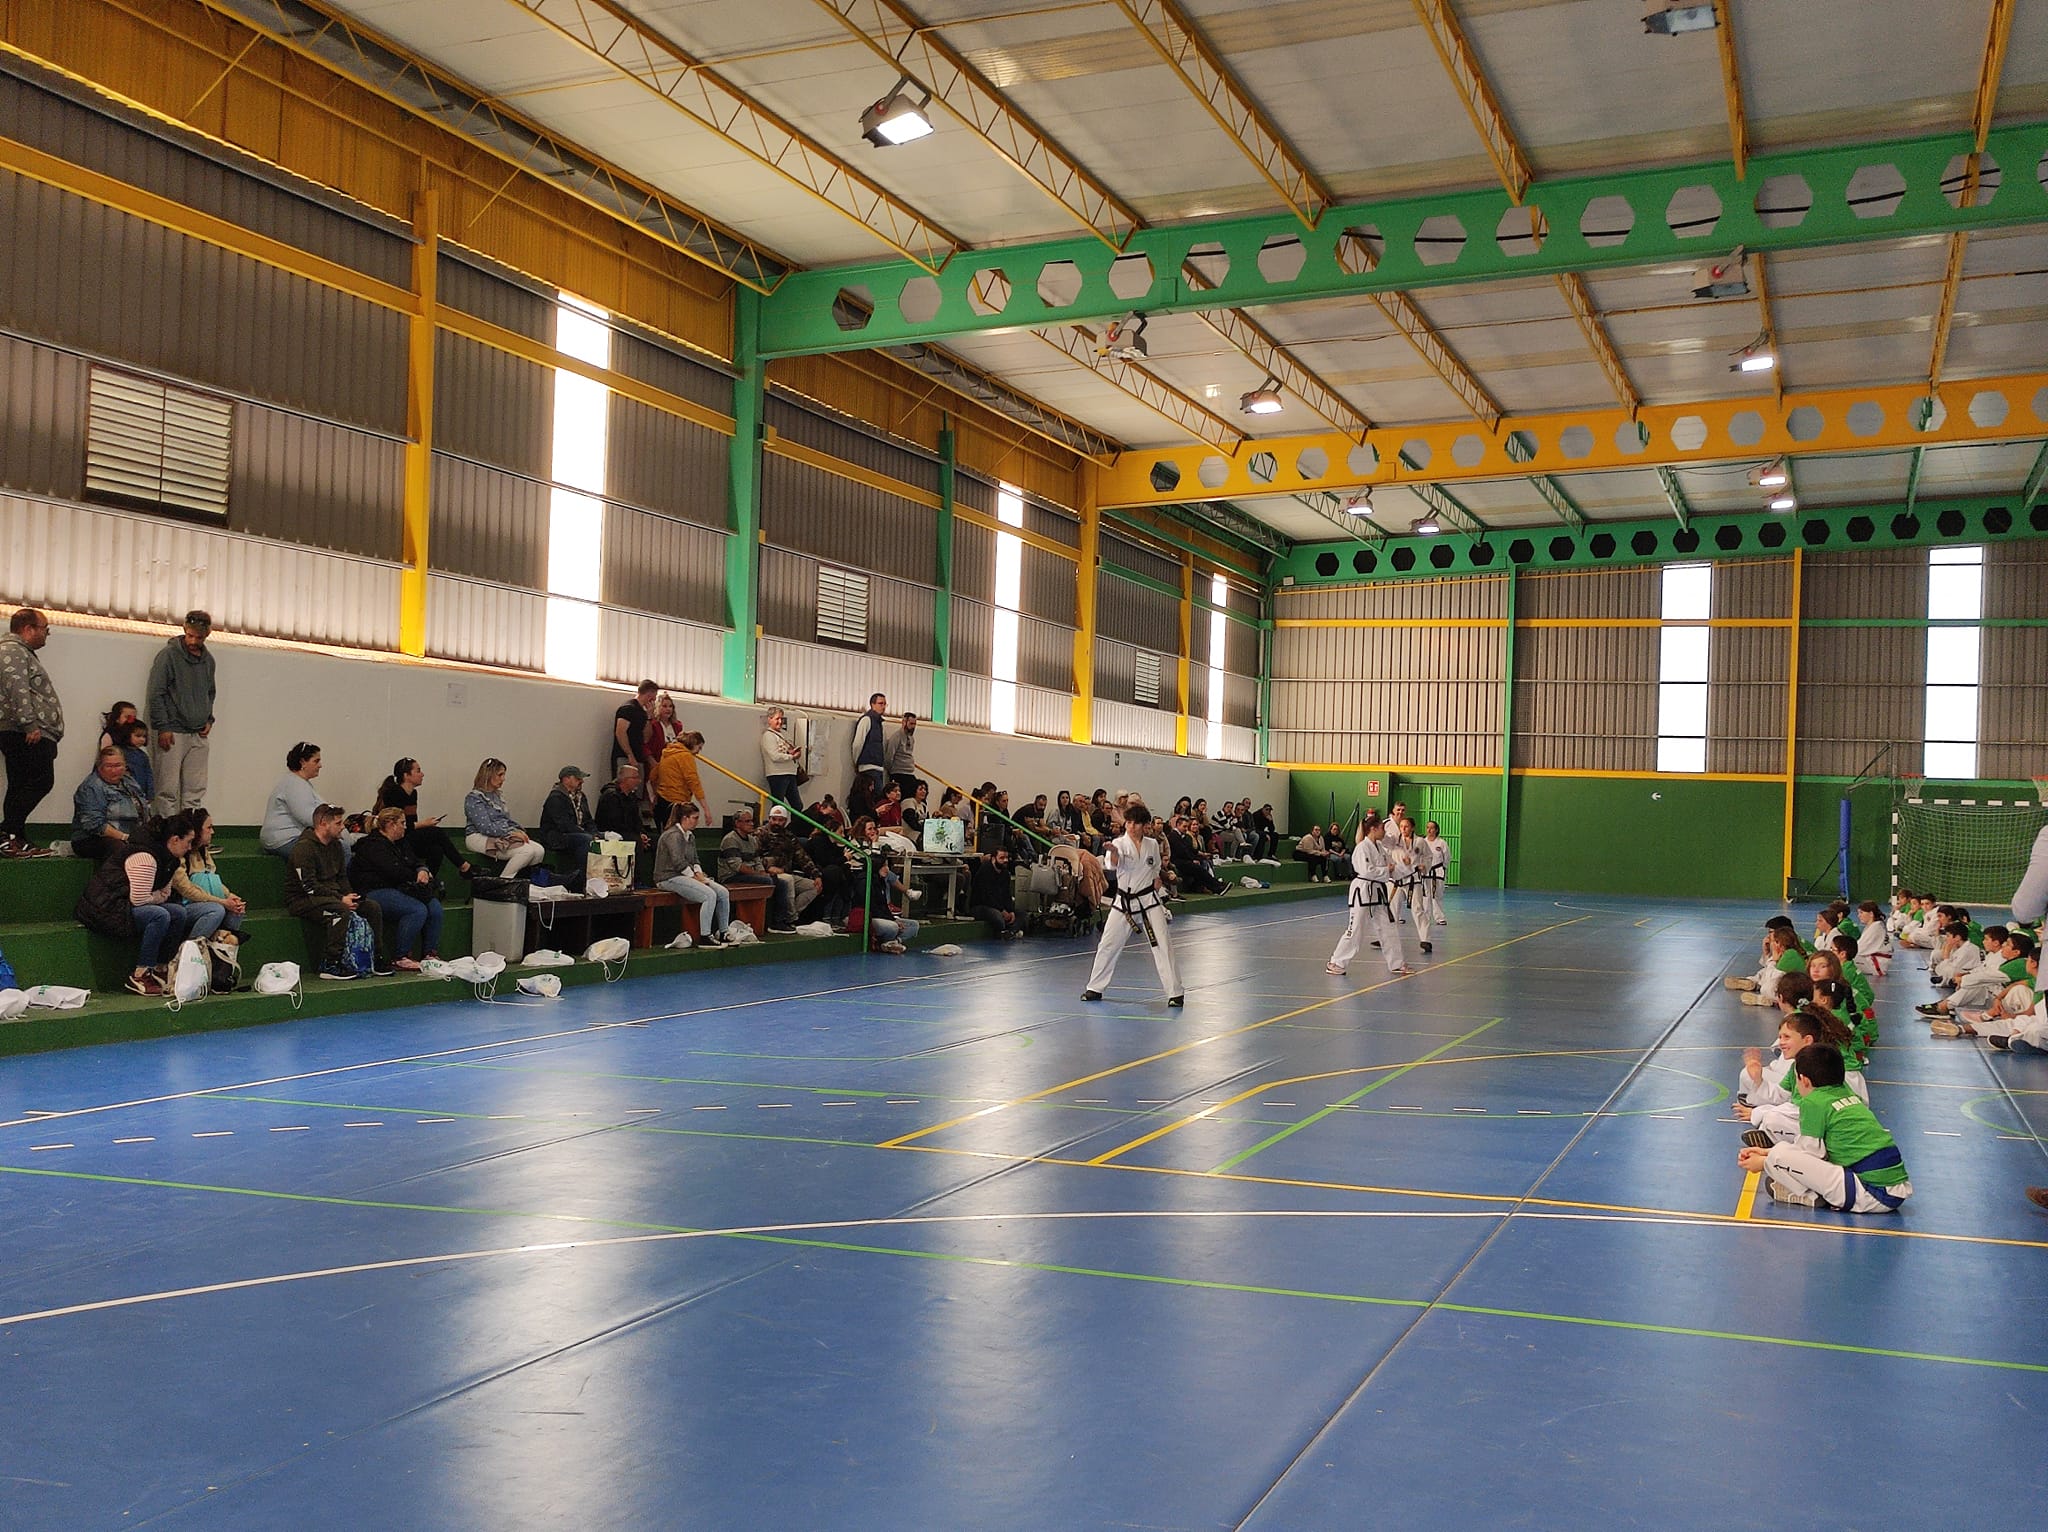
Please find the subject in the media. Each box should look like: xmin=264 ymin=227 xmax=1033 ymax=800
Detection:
xmin=991 ymin=482 xmax=1024 ymax=734
xmin=545 ymin=294 xmax=610 ymax=683
xmin=1656 ymin=562 xmax=1712 ymax=773
xmin=1923 ymin=545 xmax=1983 ymax=779
xmin=1203 ymin=573 xmax=1227 ymax=759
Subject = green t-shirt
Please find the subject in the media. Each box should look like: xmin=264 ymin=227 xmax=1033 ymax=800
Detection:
xmin=1775 ymin=949 xmax=1806 ymax=976
xmin=1847 ymin=968 xmax=1875 ymax=1014
xmin=2000 ymin=956 xmax=2029 ymax=984
xmin=1966 ymin=921 xmax=1985 ymax=944
xmin=1838 ymin=916 xmax=1861 ymax=942
xmin=1797 ymin=1084 xmax=1907 ymax=1186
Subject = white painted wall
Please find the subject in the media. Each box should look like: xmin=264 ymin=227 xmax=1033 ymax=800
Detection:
xmin=31 ymin=623 xmax=1288 ymax=832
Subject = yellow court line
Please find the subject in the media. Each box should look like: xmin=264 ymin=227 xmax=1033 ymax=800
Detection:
xmin=876 ymin=915 xmax=1593 ymax=1150
xmin=892 ymin=1142 xmax=2048 ymax=1255
xmin=1734 ymin=1169 xmax=1762 ymax=1220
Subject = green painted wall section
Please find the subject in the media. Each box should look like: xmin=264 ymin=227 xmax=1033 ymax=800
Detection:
xmin=1287 ymin=770 xmax=1503 ymax=891
xmin=1791 ymin=777 xmax=2045 ymax=903
xmin=1506 ymin=776 xmax=1782 ymax=900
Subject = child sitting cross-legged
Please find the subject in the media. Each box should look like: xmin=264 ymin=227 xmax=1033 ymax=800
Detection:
xmin=1811 ymin=976 xmax=1876 ymax=1073
xmin=1737 ymin=1044 xmax=1912 ymax=1213
xmin=1924 ymin=928 xmax=2031 ymax=1034
xmin=1956 ymin=943 xmax=2040 ymax=1050
xmin=1726 ymin=922 xmax=1808 ymax=1007
xmin=1736 ymin=1006 xmax=1868 ymax=1145
xmin=1854 ymin=900 xmax=1893 ymax=977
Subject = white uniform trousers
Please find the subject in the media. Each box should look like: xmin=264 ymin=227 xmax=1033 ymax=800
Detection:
xmin=1764 ymin=1144 xmax=1910 ymax=1213
xmin=1329 ymin=883 xmax=1403 ymax=975
xmin=1409 ymin=874 xmax=1443 ymax=930
xmin=1087 ymin=893 xmax=1181 ymax=1000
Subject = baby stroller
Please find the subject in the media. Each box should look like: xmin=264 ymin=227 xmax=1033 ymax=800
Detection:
xmin=1042 ymin=844 xmax=1105 ymax=938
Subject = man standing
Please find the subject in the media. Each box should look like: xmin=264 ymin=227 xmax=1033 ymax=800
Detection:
xmin=1080 ymin=803 xmax=1182 ymax=1007
xmin=146 ymin=610 xmax=216 ymax=815
xmin=851 ymin=692 xmax=890 ymax=798
xmin=0 ymin=608 xmax=62 ymax=857
xmin=885 ymin=710 xmax=919 ymax=800
xmin=612 ymin=679 xmax=657 ymax=780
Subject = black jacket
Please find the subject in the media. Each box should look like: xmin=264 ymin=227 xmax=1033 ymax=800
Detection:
xmin=594 ymin=784 xmax=644 ymax=842
xmin=968 ymin=857 xmax=1014 ymax=911
xmin=74 ymin=836 xmax=177 ymax=937
xmin=350 ymin=832 xmax=427 ymax=896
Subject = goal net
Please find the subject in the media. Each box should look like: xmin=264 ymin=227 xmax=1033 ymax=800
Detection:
xmin=1892 ymin=780 xmax=2048 ymax=909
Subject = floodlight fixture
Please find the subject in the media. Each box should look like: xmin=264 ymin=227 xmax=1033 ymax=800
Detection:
xmin=1691 ymin=247 xmax=1751 ymax=299
xmin=1751 ymin=460 xmax=1789 ymax=489
xmin=1733 ymin=348 xmax=1777 ymax=373
xmin=1097 ymin=313 xmax=1148 ymax=361
xmin=1643 ymin=1 xmax=1717 ymax=35
xmin=1239 ymin=378 xmax=1285 ymax=416
xmin=1411 ymin=514 xmax=1442 ymax=537
xmin=1768 ymin=492 xmax=1797 ymax=513
xmin=1341 ymin=490 xmax=1374 ymax=516
xmin=860 ymin=77 xmax=934 ymax=146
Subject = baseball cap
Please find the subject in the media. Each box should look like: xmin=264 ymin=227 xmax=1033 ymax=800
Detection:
xmin=558 ymin=765 xmax=587 ymax=781
xmin=766 ymin=804 xmax=790 ymax=820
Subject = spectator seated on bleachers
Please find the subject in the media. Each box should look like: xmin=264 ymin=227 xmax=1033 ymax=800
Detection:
xmin=73 ymin=811 xmax=201 ymax=997
xmin=69 ymin=745 xmax=150 ymax=865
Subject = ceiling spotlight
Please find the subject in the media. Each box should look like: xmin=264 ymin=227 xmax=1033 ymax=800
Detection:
xmin=859 ymin=77 xmax=934 ymax=147
xmin=1691 ymin=247 xmax=1750 ymax=299
xmin=1239 ymin=378 xmax=1284 ymax=416
xmin=1642 ymin=1 xmax=1718 ymax=35
xmin=1751 ymin=460 xmax=1789 ymax=489
xmin=1768 ymin=492 xmax=1797 ymax=513
xmin=1732 ymin=346 xmax=1776 ymax=373
xmin=1411 ymin=515 xmax=1442 ymax=537
xmin=1097 ymin=313 xmax=1148 ymax=361
xmin=1341 ymin=491 xmax=1374 ymax=516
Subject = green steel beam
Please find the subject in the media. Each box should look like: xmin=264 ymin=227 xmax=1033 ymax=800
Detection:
xmin=931 ymin=423 xmax=955 ymax=725
xmin=1902 ymin=445 xmax=1926 ymax=519
xmin=1256 ymin=616 xmax=1273 ymax=767
xmin=1656 ymin=467 xmax=1692 ymax=529
xmin=1104 ymin=505 xmax=1278 ymax=570
xmin=758 ymin=124 xmax=2048 ymax=357
xmin=1100 ymin=558 xmax=1261 ymax=627
xmin=721 ymin=286 xmax=765 ymax=702
xmin=1273 ymin=495 xmax=2048 ymax=587
xmin=1498 ymin=564 xmax=1515 ymax=892
xmin=2021 ymin=438 xmax=2048 ymax=511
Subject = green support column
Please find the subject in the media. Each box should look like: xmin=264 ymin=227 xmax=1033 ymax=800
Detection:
xmin=931 ymin=422 xmax=955 ymax=724
xmin=722 ymin=286 xmax=765 ymax=703
xmin=1256 ymin=613 xmax=1273 ymax=767
xmin=1498 ymin=565 xmax=1517 ymax=890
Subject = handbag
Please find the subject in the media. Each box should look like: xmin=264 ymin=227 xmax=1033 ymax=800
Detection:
xmin=586 ymin=835 xmax=635 ymax=888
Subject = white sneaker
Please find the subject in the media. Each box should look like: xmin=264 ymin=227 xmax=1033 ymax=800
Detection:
xmin=1435 ymin=916 xmax=1447 ymax=926
xmin=1767 ymin=1179 xmax=1818 ymax=1208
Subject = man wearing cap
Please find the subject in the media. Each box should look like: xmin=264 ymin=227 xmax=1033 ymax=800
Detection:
xmin=760 ymin=802 xmax=824 ymax=931
xmin=146 ymin=610 xmax=217 ymax=815
xmin=537 ymin=766 xmax=595 ymax=885
xmin=0 ymin=608 xmax=62 ymax=858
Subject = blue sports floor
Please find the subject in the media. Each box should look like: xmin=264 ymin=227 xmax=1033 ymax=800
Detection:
xmin=4 ymin=891 xmax=2046 ymax=1530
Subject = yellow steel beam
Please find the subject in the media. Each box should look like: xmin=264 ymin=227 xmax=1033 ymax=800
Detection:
xmin=1037 ymin=326 xmax=1245 ymax=451
xmin=399 ymin=189 xmax=437 ymax=659
xmin=810 ymin=0 xmax=1137 ymax=249
xmin=0 ymin=127 xmax=417 ymax=313
xmin=1710 ymin=0 xmax=1747 ymax=179
xmin=186 ymin=0 xmax=784 ymax=294
xmin=1929 ymin=0 xmax=2015 ymax=391
xmin=1411 ymin=0 xmax=1532 ymax=202
xmin=1071 ymin=462 xmax=1103 ymax=744
xmin=1097 ymin=370 xmax=2048 ymax=506
xmin=1174 ymin=550 xmax=1193 ymax=757
xmin=1108 ymin=0 xmax=1331 ymax=229
xmin=503 ymin=0 xmax=958 ymax=273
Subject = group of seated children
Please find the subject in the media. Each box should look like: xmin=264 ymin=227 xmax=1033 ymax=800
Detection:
xmin=1892 ymin=891 xmax=2045 ymax=1050
xmin=1727 ymin=911 xmax=1910 ymax=1213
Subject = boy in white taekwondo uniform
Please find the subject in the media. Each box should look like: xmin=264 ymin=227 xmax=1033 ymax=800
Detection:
xmin=1326 ymin=811 xmax=1409 ymax=978
xmin=1081 ymin=802 xmax=1183 ymax=1008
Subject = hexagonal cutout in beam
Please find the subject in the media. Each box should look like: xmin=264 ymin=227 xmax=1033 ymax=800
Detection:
xmin=1257 ymin=235 xmax=1306 ymax=285
xmin=1336 ymin=225 xmax=1384 ymax=277
xmin=1580 ymin=194 xmax=1634 ymax=249
xmin=1942 ymin=152 xmax=2002 ymax=210
xmin=1665 ymin=184 xmax=1722 ymax=241
xmin=1036 ymin=260 xmax=1082 ymax=310
xmin=1414 ymin=215 xmax=1467 ymax=268
xmin=966 ymin=269 xmax=1011 ymax=317
xmin=1108 ymin=252 xmax=1155 ymax=302
xmin=1754 ymin=174 xmax=1812 ymax=231
xmin=832 ymin=284 xmax=875 ymax=332
xmin=1496 ymin=205 xmax=1545 ymax=258
xmin=1846 ymin=163 xmax=1907 ymax=220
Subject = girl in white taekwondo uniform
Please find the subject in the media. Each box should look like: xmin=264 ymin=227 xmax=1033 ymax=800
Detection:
xmin=1081 ymin=802 xmax=1184 ymax=1008
xmin=1327 ymin=811 xmax=1409 ymax=977
xmin=1409 ymin=818 xmax=1448 ymax=950
xmin=1385 ymin=803 xmax=1414 ymax=924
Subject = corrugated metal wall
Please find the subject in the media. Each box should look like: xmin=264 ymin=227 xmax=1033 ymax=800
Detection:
xmin=1517 ymin=566 xmax=1659 ymax=621
xmin=0 ymin=170 xmax=407 ymax=434
xmin=949 ymin=671 xmax=992 ymax=731
xmin=0 ymin=331 xmax=86 ymax=500
xmin=424 ymin=575 xmax=545 ymax=673
xmin=1978 ymin=542 xmax=2048 ymax=778
xmin=1093 ymin=636 xmax=1179 ymax=711
xmin=1097 ymin=569 xmax=1181 ymax=652
xmin=1017 ymin=614 xmax=1075 ymax=692
xmin=597 ymin=607 xmax=724 ymax=700
xmin=1708 ymin=625 xmax=1789 ymax=775
xmin=433 ymin=332 xmax=551 ymax=480
xmin=606 ymin=396 xmax=727 ymax=528
xmin=1101 ymin=529 xmax=1182 ymax=588
xmin=1221 ymin=670 xmax=1260 ymax=732
xmin=1021 ymin=546 xmax=1078 ymax=626
xmin=1514 ymin=624 xmax=1657 ymax=771
xmin=758 ymin=637 xmax=933 ymax=717
xmin=611 ymin=329 xmax=734 ymax=413
xmin=1016 ymin=685 xmax=1071 ymax=740
xmin=758 ymin=545 xmax=934 ymax=667
xmin=1217 ymin=723 xmax=1259 ymax=764
xmin=952 ymin=519 xmax=995 ymax=603
xmin=1270 ymin=624 xmax=1503 ymax=767
xmin=760 ymin=453 xmax=937 ymax=585
xmin=950 ymin=596 xmax=994 ymax=677
xmin=231 ymin=403 xmax=403 ymax=561
xmin=766 ymin=396 xmax=938 ymax=495
xmin=602 ymin=505 xmax=728 ymax=628
xmin=0 ymin=489 xmax=398 ymax=649
xmin=428 ymin=456 xmax=547 ymax=591
xmin=1093 ymin=698 xmax=1178 ymax=755
xmin=436 ymin=253 xmax=552 ymax=341
xmin=1797 ymin=550 xmax=1927 ymax=777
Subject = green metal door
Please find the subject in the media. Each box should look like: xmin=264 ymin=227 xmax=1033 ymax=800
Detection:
xmin=1408 ymin=783 xmax=1464 ymax=885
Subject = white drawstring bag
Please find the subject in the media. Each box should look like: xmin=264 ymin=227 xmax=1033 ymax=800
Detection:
xmin=0 ymin=988 xmax=30 ymax=1022
xmin=516 ymin=974 xmax=561 ymax=998
xmin=666 ymin=931 xmax=693 ymax=950
xmin=585 ymin=876 xmax=610 ymax=900
xmin=522 ymin=950 xmax=574 ymax=968
xmin=583 ymin=936 xmax=630 ymax=980
xmin=928 ymin=944 xmax=964 ymax=957
xmin=721 ymin=920 xmax=757 ymax=946
xmin=794 ymin=921 xmax=835 ymax=939
xmin=23 ymin=985 xmax=89 ymax=1010
xmin=166 ymin=940 xmax=211 ymax=1010
xmin=252 ymin=962 xmax=303 ymax=1009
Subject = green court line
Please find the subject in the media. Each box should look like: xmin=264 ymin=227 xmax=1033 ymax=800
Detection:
xmin=6 ymin=1159 xmax=2047 ymax=1377
xmin=1209 ymin=1018 xmax=1507 ymax=1173
xmin=201 ymin=1095 xmax=874 ymax=1151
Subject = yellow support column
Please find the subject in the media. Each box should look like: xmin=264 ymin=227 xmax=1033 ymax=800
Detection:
xmin=1174 ymin=551 xmax=1193 ymax=756
xmin=399 ymin=190 xmax=438 ymax=658
xmin=1781 ymin=548 xmax=1804 ymax=894
xmin=1071 ymin=461 xmax=1101 ymax=744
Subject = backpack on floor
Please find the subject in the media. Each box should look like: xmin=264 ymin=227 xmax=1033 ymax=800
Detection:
xmin=167 ymin=940 xmax=211 ymax=1009
xmin=206 ymin=934 xmax=245 ymax=994
xmin=342 ymin=912 xmax=377 ymax=977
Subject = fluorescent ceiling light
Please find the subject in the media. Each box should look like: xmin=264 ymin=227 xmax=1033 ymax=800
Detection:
xmin=1735 ymin=350 xmax=1776 ymax=372
xmin=1768 ymin=492 xmax=1797 ymax=512
xmin=1411 ymin=515 xmax=1441 ymax=536
xmin=1752 ymin=461 xmax=1789 ymax=488
xmin=860 ymin=78 xmax=934 ymax=146
xmin=1239 ymin=378 xmax=1284 ymax=416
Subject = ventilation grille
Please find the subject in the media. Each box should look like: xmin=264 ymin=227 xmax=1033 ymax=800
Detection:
xmin=816 ymin=565 xmax=870 ymax=649
xmin=85 ymin=367 xmax=232 ymax=519
xmin=1134 ymin=649 xmax=1162 ymax=707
